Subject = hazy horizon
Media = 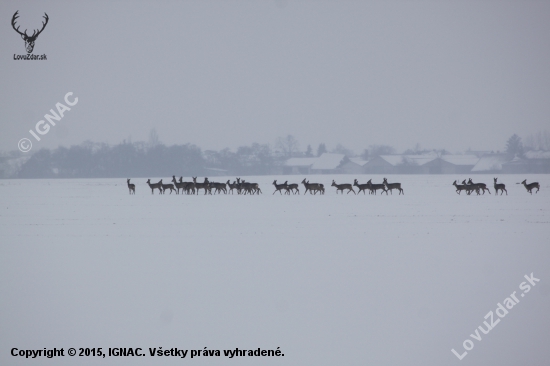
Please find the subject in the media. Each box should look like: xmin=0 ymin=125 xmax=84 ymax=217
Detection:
xmin=2 ymin=1 xmax=549 ymax=154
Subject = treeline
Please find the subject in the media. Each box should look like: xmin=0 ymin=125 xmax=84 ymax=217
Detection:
xmin=15 ymin=141 xmax=284 ymax=178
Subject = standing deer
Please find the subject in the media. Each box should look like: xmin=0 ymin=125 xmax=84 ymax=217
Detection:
xmin=227 ymin=180 xmax=239 ymax=194
xmin=146 ymin=179 xmax=163 ymax=194
xmin=240 ymin=179 xmax=261 ymax=195
xmin=520 ymin=179 xmax=540 ymax=194
xmin=331 ymin=180 xmax=356 ymax=194
xmin=179 ymin=177 xmax=195 ymax=194
xmin=192 ymin=177 xmax=210 ymax=195
xmin=172 ymin=176 xmax=186 ymax=194
xmin=127 ymin=179 xmax=135 ymax=195
xmin=383 ymin=178 xmax=403 ymax=195
xmin=210 ymin=181 xmax=227 ymax=194
xmin=301 ymin=179 xmax=324 ymax=195
xmin=493 ymin=178 xmax=507 ymax=196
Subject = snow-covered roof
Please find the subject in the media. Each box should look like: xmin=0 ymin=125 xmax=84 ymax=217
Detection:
xmin=471 ymin=154 xmax=511 ymax=172
xmin=284 ymin=157 xmax=318 ymax=167
xmin=525 ymin=150 xmax=550 ymax=159
xmin=311 ymin=153 xmax=346 ymax=170
xmin=380 ymin=155 xmax=437 ymax=166
xmin=441 ymin=155 xmax=479 ymax=166
xmin=348 ymin=158 xmax=369 ymax=166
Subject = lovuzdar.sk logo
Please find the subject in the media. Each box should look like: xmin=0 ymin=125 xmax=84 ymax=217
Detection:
xmin=12 ymin=10 xmax=48 ymax=60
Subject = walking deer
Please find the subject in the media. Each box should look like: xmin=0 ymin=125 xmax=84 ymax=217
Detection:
xmin=367 ymin=179 xmax=388 ymax=195
xmin=467 ymin=178 xmax=490 ymax=195
xmin=520 ymin=179 xmax=540 ymax=194
xmin=493 ymin=178 xmax=507 ymax=195
xmin=146 ymin=179 xmax=163 ymax=194
xmin=160 ymin=179 xmax=176 ymax=194
xmin=453 ymin=180 xmax=469 ymax=195
xmin=383 ymin=178 xmax=403 ymax=195
xmin=284 ymin=181 xmax=300 ymax=195
xmin=331 ymin=180 xmax=356 ymax=194
xmin=272 ymin=180 xmax=287 ymax=195
xmin=301 ymin=179 xmax=324 ymax=195
xmin=353 ymin=179 xmax=370 ymax=195
xmin=127 ymin=179 xmax=135 ymax=195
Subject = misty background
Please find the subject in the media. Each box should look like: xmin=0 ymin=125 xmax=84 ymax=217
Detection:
xmin=1 ymin=1 xmax=549 ymax=169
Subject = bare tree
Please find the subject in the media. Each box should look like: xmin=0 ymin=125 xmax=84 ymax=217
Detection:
xmin=276 ymin=135 xmax=300 ymax=158
xmin=331 ymin=143 xmax=354 ymax=157
xmin=369 ymin=144 xmax=395 ymax=156
xmin=148 ymin=128 xmax=160 ymax=148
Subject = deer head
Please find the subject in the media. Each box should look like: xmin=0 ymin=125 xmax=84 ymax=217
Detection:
xmin=12 ymin=11 xmax=49 ymax=54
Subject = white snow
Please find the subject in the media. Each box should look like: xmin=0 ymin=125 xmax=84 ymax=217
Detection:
xmin=1 ymin=174 xmax=549 ymax=366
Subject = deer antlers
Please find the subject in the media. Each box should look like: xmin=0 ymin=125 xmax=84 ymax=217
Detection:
xmin=12 ymin=11 xmax=49 ymax=41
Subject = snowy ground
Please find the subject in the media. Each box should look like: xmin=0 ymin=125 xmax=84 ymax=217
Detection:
xmin=1 ymin=174 xmax=549 ymax=366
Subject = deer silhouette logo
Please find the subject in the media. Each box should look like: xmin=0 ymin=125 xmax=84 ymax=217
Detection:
xmin=12 ymin=11 xmax=49 ymax=54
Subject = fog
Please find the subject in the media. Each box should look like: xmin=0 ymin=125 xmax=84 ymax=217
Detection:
xmin=1 ymin=1 xmax=550 ymax=154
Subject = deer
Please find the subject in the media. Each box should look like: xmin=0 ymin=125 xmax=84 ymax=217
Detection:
xmin=146 ymin=179 xmax=163 ymax=194
xmin=467 ymin=178 xmax=490 ymax=195
xmin=284 ymin=181 xmax=300 ymax=195
xmin=127 ymin=179 xmax=135 ymax=195
xmin=461 ymin=179 xmax=479 ymax=195
xmin=239 ymin=179 xmax=262 ymax=195
xmin=192 ymin=177 xmax=210 ymax=195
xmin=171 ymin=176 xmax=186 ymax=194
xmin=366 ymin=179 xmax=388 ymax=195
xmin=520 ymin=179 xmax=540 ymax=194
xmin=301 ymin=179 xmax=324 ymax=195
xmin=12 ymin=11 xmax=49 ymax=54
xmin=227 ymin=180 xmax=239 ymax=194
xmin=272 ymin=180 xmax=288 ymax=195
xmin=160 ymin=179 xmax=176 ymax=194
xmin=493 ymin=178 xmax=507 ymax=196
xmin=453 ymin=180 xmax=470 ymax=195
xmin=331 ymin=180 xmax=356 ymax=194
xmin=353 ymin=179 xmax=370 ymax=195
xmin=210 ymin=181 xmax=227 ymax=194
xmin=383 ymin=178 xmax=403 ymax=195
xmin=179 ymin=177 xmax=195 ymax=194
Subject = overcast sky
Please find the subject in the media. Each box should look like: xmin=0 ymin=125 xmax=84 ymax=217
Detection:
xmin=1 ymin=0 xmax=549 ymax=154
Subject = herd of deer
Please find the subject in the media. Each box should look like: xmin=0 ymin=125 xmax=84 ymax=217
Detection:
xmin=452 ymin=178 xmax=540 ymax=195
xmin=127 ymin=177 xmax=541 ymax=196
xmin=130 ymin=177 xmax=263 ymax=195
xmin=126 ymin=177 xmax=405 ymax=196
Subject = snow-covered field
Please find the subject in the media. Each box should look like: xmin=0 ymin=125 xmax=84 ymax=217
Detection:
xmin=1 ymin=174 xmax=549 ymax=366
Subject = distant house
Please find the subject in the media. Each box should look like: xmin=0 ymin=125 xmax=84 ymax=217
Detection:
xmin=340 ymin=158 xmax=369 ymax=174
xmin=311 ymin=153 xmax=347 ymax=174
xmin=422 ymin=155 xmax=479 ymax=174
xmin=471 ymin=154 xmax=512 ymax=174
xmin=364 ymin=154 xmax=438 ymax=174
xmin=283 ymin=157 xmax=317 ymax=174
xmin=502 ymin=150 xmax=550 ymax=174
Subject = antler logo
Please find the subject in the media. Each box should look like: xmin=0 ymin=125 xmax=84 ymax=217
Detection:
xmin=11 ymin=10 xmax=49 ymax=54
